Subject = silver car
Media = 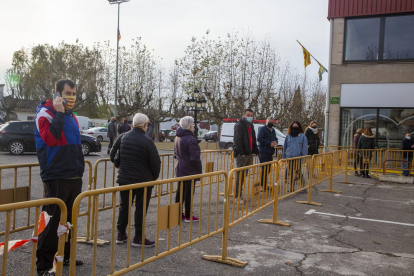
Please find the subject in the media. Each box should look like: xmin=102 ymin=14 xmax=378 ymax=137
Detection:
xmin=81 ymin=127 xmax=109 ymax=142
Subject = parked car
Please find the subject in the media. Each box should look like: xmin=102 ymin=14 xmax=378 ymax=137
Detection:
xmin=76 ymin=116 xmax=95 ymax=131
xmin=204 ymin=131 xmax=218 ymax=142
xmin=152 ymin=131 xmax=166 ymax=142
xmin=167 ymin=130 xmax=176 ymax=141
xmin=0 ymin=121 xmax=101 ymax=155
xmin=81 ymin=127 xmax=109 ymax=142
xmin=219 ymin=122 xmax=286 ymax=150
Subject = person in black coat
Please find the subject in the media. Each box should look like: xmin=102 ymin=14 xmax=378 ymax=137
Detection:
xmin=401 ymin=133 xmax=414 ymax=176
xmin=107 ymin=117 xmax=117 ymax=154
xmin=233 ymin=108 xmax=259 ymax=201
xmin=110 ymin=113 xmax=161 ymax=247
xmin=118 ymin=118 xmax=131 ymax=134
xmin=257 ymin=117 xmax=278 ymax=188
xmin=357 ymin=127 xmax=375 ymax=178
xmin=305 ymin=121 xmax=320 ymax=156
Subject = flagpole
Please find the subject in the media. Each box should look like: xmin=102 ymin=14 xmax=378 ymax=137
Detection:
xmin=296 ymin=40 xmax=328 ymax=71
xmin=114 ymin=2 xmax=120 ymax=118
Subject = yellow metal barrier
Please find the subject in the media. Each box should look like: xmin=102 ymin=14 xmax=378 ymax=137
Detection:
xmin=319 ymin=146 xmax=327 ymax=154
xmin=69 ymin=171 xmax=228 ymax=276
xmin=346 ymin=149 xmax=384 ymax=176
xmin=384 ymin=150 xmax=414 ymax=174
xmin=0 ymin=198 xmax=68 ymax=276
xmin=327 ymin=146 xmax=353 ymax=152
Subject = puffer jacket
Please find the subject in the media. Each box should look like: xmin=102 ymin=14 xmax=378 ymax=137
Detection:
xmin=110 ymin=127 xmax=161 ymax=185
xmin=174 ymin=128 xmax=202 ymax=178
xmin=357 ymin=134 xmax=375 ymax=150
xmin=282 ymin=133 xmax=308 ymax=159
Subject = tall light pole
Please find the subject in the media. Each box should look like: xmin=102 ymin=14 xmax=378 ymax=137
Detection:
xmin=108 ymin=0 xmax=129 ymax=118
xmin=185 ymin=88 xmax=207 ymax=140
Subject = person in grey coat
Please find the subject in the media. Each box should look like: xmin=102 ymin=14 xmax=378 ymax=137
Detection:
xmin=107 ymin=117 xmax=117 ymax=154
xmin=146 ymin=121 xmax=154 ymax=140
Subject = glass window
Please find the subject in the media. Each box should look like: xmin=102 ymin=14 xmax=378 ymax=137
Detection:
xmin=345 ymin=18 xmax=381 ymax=61
xmin=378 ymin=109 xmax=414 ymax=148
xmin=383 ymin=15 xmax=414 ymax=60
xmin=340 ymin=108 xmax=377 ymax=147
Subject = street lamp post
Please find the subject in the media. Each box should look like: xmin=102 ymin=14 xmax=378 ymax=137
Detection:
xmin=108 ymin=0 xmax=129 ymax=118
xmin=185 ymin=88 xmax=207 ymax=140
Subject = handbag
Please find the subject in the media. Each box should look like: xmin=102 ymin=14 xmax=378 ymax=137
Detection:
xmin=114 ymin=149 xmax=121 ymax=168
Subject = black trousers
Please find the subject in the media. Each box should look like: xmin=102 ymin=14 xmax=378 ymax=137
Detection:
xmin=36 ymin=178 xmax=82 ymax=272
xmin=117 ymin=186 xmax=153 ymax=237
xmin=175 ymin=180 xmax=195 ymax=218
xmin=259 ymin=152 xmax=273 ymax=187
xmin=108 ymin=137 xmax=115 ymax=154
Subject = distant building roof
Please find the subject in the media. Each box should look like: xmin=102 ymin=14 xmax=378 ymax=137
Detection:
xmin=3 ymin=96 xmax=39 ymax=113
xmin=328 ymin=0 xmax=414 ymax=19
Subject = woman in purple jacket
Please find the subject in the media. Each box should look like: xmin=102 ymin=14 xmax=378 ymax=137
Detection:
xmin=174 ymin=116 xmax=202 ymax=222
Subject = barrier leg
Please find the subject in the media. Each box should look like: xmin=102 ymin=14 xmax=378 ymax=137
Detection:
xmin=321 ymin=154 xmax=341 ymax=194
xmin=258 ymin=183 xmax=291 ymax=226
xmin=338 ymin=151 xmax=354 ymax=184
xmin=202 ymin=175 xmax=247 ymax=267
xmin=297 ymin=162 xmax=322 ymax=206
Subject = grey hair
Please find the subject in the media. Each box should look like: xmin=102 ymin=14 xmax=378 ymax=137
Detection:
xmin=133 ymin=113 xmax=149 ymax=127
xmin=180 ymin=116 xmax=194 ymax=129
xmin=266 ymin=116 xmax=274 ymax=121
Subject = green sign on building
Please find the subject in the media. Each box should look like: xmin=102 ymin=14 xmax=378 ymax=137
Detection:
xmin=330 ymin=97 xmax=340 ymax=104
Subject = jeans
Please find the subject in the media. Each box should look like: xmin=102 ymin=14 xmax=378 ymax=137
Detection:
xmin=402 ymin=157 xmax=412 ymax=176
xmin=175 ymin=180 xmax=196 ymax=218
xmin=36 ymin=179 xmax=82 ymax=272
xmin=235 ymin=155 xmax=253 ymax=198
xmin=117 ymin=186 xmax=153 ymax=237
xmin=259 ymin=152 xmax=273 ymax=187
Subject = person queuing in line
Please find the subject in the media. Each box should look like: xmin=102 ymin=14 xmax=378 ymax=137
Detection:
xmin=110 ymin=113 xmax=161 ymax=247
xmin=305 ymin=121 xmax=320 ymax=156
xmin=282 ymin=121 xmax=308 ymax=192
xmin=233 ymin=108 xmax=259 ymax=203
xmin=353 ymin=128 xmax=364 ymax=176
xmin=118 ymin=118 xmax=131 ymax=134
xmin=257 ymin=117 xmax=278 ymax=188
xmin=34 ymin=79 xmax=84 ymax=276
xmin=107 ymin=117 xmax=117 ymax=154
xmin=146 ymin=120 xmax=154 ymax=140
xmin=401 ymin=133 xmax=414 ymax=177
xmin=174 ymin=116 xmax=202 ymax=222
xmin=357 ymin=127 xmax=375 ymax=178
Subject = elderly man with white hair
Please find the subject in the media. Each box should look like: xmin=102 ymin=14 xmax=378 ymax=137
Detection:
xmin=174 ymin=116 xmax=202 ymax=222
xmin=110 ymin=113 xmax=161 ymax=247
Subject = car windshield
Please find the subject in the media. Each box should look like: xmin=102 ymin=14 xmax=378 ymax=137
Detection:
xmin=207 ymin=131 xmax=216 ymax=134
xmin=88 ymin=128 xmax=100 ymax=132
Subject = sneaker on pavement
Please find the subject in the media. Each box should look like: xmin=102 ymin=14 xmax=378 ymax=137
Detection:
xmin=37 ymin=270 xmax=55 ymax=276
xmin=116 ymin=232 xmax=128 ymax=244
xmin=185 ymin=216 xmax=199 ymax=223
xmin=181 ymin=213 xmax=186 ymax=219
xmin=132 ymin=236 xmax=155 ymax=247
xmin=63 ymin=259 xmax=83 ymax=266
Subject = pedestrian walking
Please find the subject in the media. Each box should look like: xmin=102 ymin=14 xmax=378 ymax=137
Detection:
xmin=174 ymin=116 xmax=202 ymax=222
xmin=146 ymin=120 xmax=154 ymax=140
xmin=353 ymin=128 xmax=363 ymax=176
xmin=305 ymin=121 xmax=320 ymax=156
xmin=34 ymin=79 xmax=84 ymax=276
xmin=107 ymin=117 xmax=117 ymax=154
xmin=118 ymin=118 xmax=131 ymax=134
xmin=233 ymin=108 xmax=259 ymax=202
xmin=110 ymin=113 xmax=161 ymax=247
xmin=282 ymin=121 xmax=308 ymax=192
xmin=257 ymin=117 xmax=278 ymax=188
xmin=357 ymin=127 xmax=375 ymax=178
xmin=401 ymin=133 xmax=414 ymax=176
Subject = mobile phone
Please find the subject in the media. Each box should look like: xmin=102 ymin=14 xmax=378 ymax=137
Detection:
xmin=53 ymin=92 xmax=68 ymax=105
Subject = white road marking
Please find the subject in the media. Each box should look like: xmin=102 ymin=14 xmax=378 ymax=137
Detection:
xmin=305 ymin=209 xmax=414 ymax=227
xmin=332 ymin=194 xmax=412 ymax=204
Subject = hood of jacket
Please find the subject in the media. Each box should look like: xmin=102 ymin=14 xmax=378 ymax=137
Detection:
xmin=362 ymin=134 xmax=375 ymax=139
xmin=176 ymin=127 xmax=194 ymax=137
xmin=354 ymin=133 xmax=361 ymax=137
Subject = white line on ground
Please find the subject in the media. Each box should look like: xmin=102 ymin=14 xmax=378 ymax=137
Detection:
xmin=333 ymin=194 xmax=412 ymax=204
xmin=305 ymin=209 xmax=414 ymax=227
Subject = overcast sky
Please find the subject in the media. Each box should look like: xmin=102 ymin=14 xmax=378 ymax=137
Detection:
xmin=0 ymin=0 xmax=330 ymax=85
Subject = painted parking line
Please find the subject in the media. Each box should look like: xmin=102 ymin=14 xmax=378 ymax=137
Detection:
xmin=333 ymin=194 xmax=413 ymax=204
xmin=305 ymin=209 xmax=414 ymax=227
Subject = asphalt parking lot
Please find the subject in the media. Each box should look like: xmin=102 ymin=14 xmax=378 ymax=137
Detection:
xmin=1 ymin=148 xmax=414 ymax=275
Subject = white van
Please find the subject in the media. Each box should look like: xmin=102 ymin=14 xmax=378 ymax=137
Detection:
xmin=76 ymin=116 xmax=95 ymax=130
xmin=219 ymin=122 xmax=286 ymax=150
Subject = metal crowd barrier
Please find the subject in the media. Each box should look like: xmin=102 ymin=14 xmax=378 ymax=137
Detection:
xmin=0 ymin=198 xmax=68 ymax=276
xmin=327 ymin=146 xmax=353 ymax=152
xmin=384 ymin=150 xmax=414 ymax=174
xmin=69 ymin=171 xmax=228 ymax=276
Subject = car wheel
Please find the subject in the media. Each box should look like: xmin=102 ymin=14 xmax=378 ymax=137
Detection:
xmin=9 ymin=140 xmax=25 ymax=155
xmin=81 ymin=142 xmax=91 ymax=156
xmin=225 ymin=143 xmax=233 ymax=151
xmin=159 ymin=137 xmax=164 ymax=142
xmin=97 ymin=136 xmax=103 ymax=142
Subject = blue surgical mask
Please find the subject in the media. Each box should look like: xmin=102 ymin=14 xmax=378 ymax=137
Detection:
xmin=407 ymin=137 xmax=411 ymax=140
xmin=246 ymin=117 xmax=253 ymax=123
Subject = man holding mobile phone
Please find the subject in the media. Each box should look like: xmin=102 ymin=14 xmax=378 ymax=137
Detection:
xmin=34 ymin=79 xmax=84 ymax=276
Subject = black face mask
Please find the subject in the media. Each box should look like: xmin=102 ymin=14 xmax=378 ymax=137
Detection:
xmin=291 ymin=126 xmax=300 ymax=137
xmin=312 ymin=126 xmax=317 ymax=129
xmin=267 ymin=123 xmax=273 ymax=128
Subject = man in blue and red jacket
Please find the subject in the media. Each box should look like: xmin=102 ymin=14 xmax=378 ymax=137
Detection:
xmin=35 ymin=79 xmax=84 ymax=276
